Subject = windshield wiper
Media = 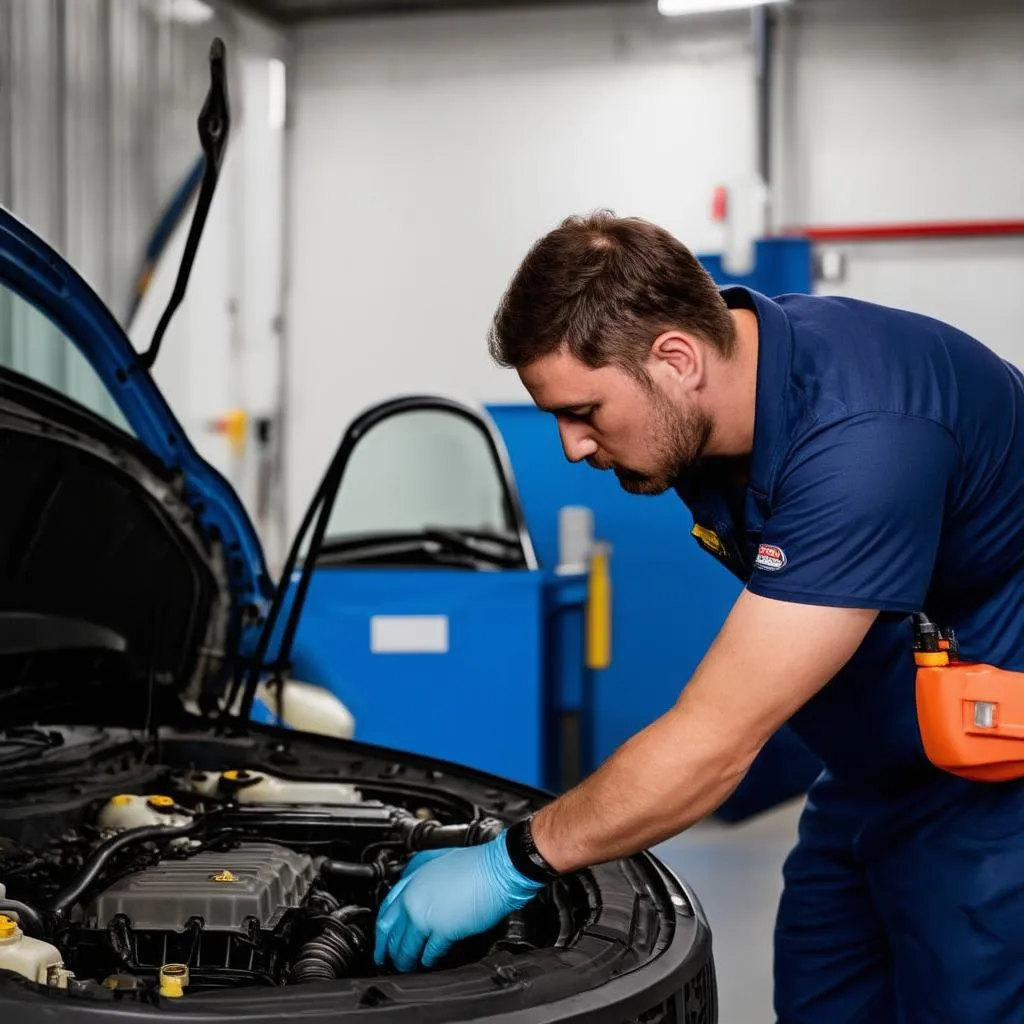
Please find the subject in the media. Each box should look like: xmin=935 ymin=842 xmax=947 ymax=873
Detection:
xmin=425 ymin=525 xmax=522 ymax=548
xmin=317 ymin=528 xmax=525 ymax=569
xmin=421 ymin=527 xmax=522 ymax=561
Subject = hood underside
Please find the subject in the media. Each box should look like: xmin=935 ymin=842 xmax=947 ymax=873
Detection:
xmin=0 ymin=370 xmax=228 ymax=726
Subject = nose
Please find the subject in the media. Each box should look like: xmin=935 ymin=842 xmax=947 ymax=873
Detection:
xmin=558 ymin=419 xmax=598 ymax=463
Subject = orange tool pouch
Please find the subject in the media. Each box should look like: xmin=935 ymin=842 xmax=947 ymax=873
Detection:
xmin=914 ymin=614 xmax=1024 ymax=782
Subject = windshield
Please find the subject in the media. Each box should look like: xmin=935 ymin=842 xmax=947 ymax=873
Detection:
xmin=324 ymin=407 xmax=516 ymax=540
xmin=0 ymin=280 xmax=133 ymax=435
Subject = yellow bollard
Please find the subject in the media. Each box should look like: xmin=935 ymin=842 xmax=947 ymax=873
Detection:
xmin=585 ymin=541 xmax=612 ymax=670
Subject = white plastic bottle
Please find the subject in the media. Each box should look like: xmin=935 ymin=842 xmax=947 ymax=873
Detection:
xmin=96 ymin=794 xmax=192 ymax=832
xmin=188 ymin=769 xmax=361 ymax=805
xmin=0 ymin=915 xmax=72 ymax=987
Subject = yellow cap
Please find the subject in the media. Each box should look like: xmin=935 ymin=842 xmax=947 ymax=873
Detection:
xmin=147 ymin=795 xmax=174 ymax=810
xmin=0 ymin=915 xmax=18 ymax=939
xmin=111 ymin=795 xmax=134 ymax=807
xmin=915 ymin=651 xmax=950 ymax=667
xmin=159 ymin=963 xmax=189 ymax=998
xmin=222 ymin=770 xmax=242 ymax=781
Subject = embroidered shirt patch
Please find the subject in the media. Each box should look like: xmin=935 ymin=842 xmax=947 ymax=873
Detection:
xmin=754 ymin=543 xmax=787 ymax=571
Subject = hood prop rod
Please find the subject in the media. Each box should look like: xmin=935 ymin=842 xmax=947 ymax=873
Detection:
xmin=227 ymin=434 xmax=352 ymax=728
xmin=229 ymin=406 xmax=402 ymax=727
xmin=137 ymin=38 xmax=230 ymax=372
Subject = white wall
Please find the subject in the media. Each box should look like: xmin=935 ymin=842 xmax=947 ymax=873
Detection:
xmin=0 ymin=0 xmax=228 ymax=426
xmin=773 ymin=0 xmax=1024 ymax=359
xmin=233 ymin=11 xmax=291 ymax=565
xmin=286 ymin=4 xmax=757 ymax=534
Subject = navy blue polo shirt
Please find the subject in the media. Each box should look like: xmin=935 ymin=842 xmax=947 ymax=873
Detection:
xmin=676 ymin=286 xmax=1024 ymax=787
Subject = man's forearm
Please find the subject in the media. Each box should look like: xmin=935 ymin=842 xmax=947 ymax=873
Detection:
xmin=529 ymin=701 xmax=758 ymax=874
xmin=525 ymin=592 xmax=877 ymax=876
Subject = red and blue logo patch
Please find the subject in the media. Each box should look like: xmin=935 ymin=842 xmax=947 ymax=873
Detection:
xmin=754 ymin=543 xmax=787 ymax=572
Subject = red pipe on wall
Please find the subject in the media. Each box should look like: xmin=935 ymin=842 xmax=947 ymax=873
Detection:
xmin=778 ymin=220 xmax=1024 ymax=242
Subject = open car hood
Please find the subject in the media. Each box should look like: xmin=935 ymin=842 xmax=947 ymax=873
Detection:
xmin=0 ymin=205 xmax=273 ymax=721
xmin=0 ymin=206 xmax=270 ymax=611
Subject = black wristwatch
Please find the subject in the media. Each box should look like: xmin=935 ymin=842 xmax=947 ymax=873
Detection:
xmin=504 ymin=814 xmax=561 ymax=883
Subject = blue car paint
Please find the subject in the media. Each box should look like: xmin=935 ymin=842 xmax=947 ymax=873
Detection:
xmin=0 ymin=206 xmax=274 ymax=655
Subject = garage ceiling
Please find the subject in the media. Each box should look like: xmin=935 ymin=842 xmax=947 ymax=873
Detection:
xmin=233 ymin=0 xmax=645 ymax=22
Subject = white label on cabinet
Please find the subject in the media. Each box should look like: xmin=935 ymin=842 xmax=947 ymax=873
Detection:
xmin=370 ymin=615 xmax=449 ymax=654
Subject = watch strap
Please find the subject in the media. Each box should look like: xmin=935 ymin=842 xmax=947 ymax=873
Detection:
xmin=504 ymin=815 xmax=560 ymax=883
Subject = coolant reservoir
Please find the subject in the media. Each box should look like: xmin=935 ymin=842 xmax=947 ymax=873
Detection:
xmin=97 ymin=794 xmax=193 ymax=832
xmin=255 ymin=678 xmax=355 ymax=739
xmin=0 ymin=915 xmax=72 ymax=988
xmin=189 ymin=769 xmax=361 ymax=805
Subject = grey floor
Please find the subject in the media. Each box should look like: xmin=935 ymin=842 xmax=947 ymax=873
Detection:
xmin=653 ymin=798 xmax=805 ymax=1024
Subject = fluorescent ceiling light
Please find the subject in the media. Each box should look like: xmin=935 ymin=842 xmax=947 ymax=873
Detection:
xmin=151 ymin=0 xmax=216 ymax=24
xmin=657 ymin=0 xmax=788 ymax=16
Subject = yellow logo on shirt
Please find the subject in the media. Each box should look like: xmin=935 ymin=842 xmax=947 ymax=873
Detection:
xmin=691 ymin=524 xmax=726 ymax=558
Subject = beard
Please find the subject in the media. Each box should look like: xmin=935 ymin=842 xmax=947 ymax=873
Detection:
xmin=608 ymin=388 xmax=712 ymax=496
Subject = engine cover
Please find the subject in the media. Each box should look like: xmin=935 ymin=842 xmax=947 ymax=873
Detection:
xmin=87 ymin=843 xmax=318 ymax=932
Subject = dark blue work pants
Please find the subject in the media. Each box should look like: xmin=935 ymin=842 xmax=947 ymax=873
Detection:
xmin=774 ymin=771 xmax=1024 ymax=1023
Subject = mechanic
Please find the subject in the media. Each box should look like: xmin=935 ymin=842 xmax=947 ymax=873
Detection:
xmin=374 ymin=211 xmax=1024 ymax=1021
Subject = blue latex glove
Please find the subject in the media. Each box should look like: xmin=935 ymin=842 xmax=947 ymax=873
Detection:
xmin=374 ymin=834 xmax=545 ymax=972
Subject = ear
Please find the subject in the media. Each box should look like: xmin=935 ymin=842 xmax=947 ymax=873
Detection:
xmin=649 ymin=330 xmax=706 ymax=391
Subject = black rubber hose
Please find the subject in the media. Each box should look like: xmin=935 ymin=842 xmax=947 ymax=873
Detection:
xmin=0 ymin=900 xmax=45 ymax=938
xmin=321 ymin=859 xmax=402 ymax=883
xmin=393 ymin=813 xmax=504 ymax=851
xmin=417 ymin=824 xmax=483 ymax=848
xmin=48 ymin=822 xmax=201 ymax=926
xmin=291 ymin=906 xmax=372 ymax=983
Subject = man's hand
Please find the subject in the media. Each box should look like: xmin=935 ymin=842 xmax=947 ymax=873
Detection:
xmin=373 ymin=836 xmax=544 ymax=972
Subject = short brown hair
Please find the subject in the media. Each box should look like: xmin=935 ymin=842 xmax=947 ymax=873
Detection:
xmin=487 ymin=211 xmax=735 ymax=380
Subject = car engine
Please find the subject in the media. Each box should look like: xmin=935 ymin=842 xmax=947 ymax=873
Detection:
xmin=85 ymin=841 xmax=321 ymax=983
xmin=0 ymin=764 xmax=564 ymax=1002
